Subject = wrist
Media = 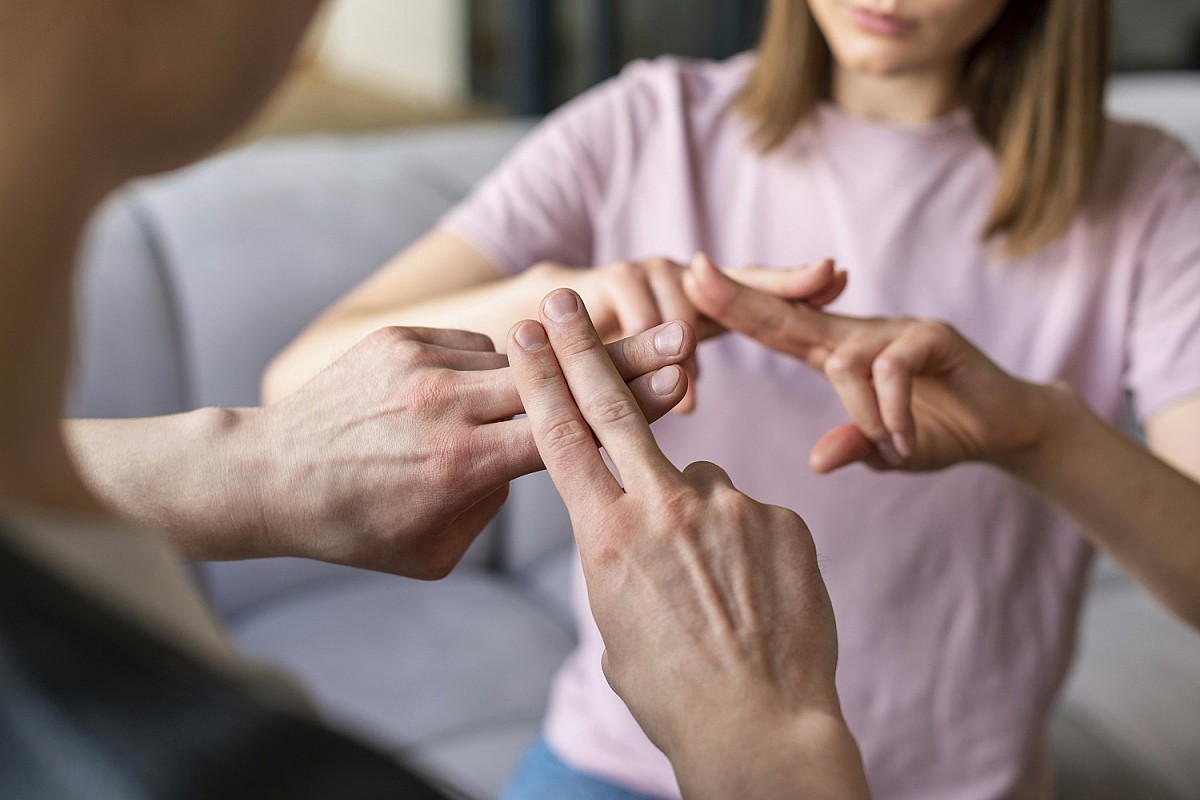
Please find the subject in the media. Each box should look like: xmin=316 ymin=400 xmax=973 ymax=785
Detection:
xmin=994 ymin=380 xmax=1092 ymax=483
xmin=176 ymin=405 xmax=278 ymax=560
xmin=673 ymin=709 xmax=870 ymax=800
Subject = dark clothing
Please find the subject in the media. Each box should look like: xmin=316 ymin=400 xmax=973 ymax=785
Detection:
xmin=0 ymin=532 xmax=458 ymax=800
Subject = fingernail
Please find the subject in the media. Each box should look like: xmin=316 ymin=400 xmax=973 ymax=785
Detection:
xmin=875 ymin=439 xmax=904 ymax=468
xmin=892 ymin=432 xmax=913 ymax=459
xmin=514 ymin=321 xmax=548 ymax=351
xmin=654 ymin=322 xmax=685 ymax=356
xmin=544 ymin=290 xmax=580 ymax=322
xmin=651 ymin=365 xmax=683 ymax=395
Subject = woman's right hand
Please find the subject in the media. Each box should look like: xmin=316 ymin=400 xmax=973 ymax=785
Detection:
xmin=529 ymin=254 xmax=847 ymax=413
xmin=683 ymin=252 xmax=1057 ymax=474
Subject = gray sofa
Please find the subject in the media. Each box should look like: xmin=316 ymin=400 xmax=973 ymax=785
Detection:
xmin=70 ymin=74 xmax=1200 ymax=800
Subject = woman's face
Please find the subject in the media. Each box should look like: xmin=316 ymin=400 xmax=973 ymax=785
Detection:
xmin=806 ymin=0 xmax=1008 ymax=77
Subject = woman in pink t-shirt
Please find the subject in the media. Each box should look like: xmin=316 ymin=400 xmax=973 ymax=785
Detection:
xmin=268 ymin=1 xmax=1200 ymax=798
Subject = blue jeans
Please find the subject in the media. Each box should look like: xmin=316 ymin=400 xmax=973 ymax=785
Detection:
xmin=501 ymin=735 xmax=660 ymax=800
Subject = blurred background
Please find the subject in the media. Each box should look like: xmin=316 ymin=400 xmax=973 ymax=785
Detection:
xmin=247 ymin=0 xmax=1200 ymax=139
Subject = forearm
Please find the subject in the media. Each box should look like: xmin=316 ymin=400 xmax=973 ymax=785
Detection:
xmin=264 ymin=264 xmax=587 ymax=402
xmin=64 ymin=410 xmax=276 ymax=561
xmin=1004 ymin=383 xmax=1200 ymax=627
xmin=674 ymin=712 xmax=871 ymax=800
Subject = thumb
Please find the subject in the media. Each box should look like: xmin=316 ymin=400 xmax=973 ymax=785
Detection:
xmin=809 ymin=424 xmax=880 ymax=473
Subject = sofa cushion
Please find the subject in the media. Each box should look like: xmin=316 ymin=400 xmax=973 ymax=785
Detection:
xmin=228 ymin=568 xmax=574 ymax=799
xmin=1054 ymin=582 xmax=1200 ymax=800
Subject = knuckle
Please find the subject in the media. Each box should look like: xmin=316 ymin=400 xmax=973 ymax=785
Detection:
xmin=584 ymin=390 xmax=641 ymax=428
xmin=824 ymin=350 xmax=861 ymax=380
xmin=537 ymin=415 xmax=595 ymax=458
xmin=388 ymin=339 xmax=434 ymax=369
xmin=607 ymin=260 xmax=640 ymax=280
xmin=372 ymin=325 xmax=415 ymax=344
xmin=658 ymin=485 xmax=704 ymax=528
xmin=646 ymin=257 xmax=677 ymax=276
xmin=682 ymin=459 xmax=728 ymax=484
xmin=916 ymin=318 xmax=956 ymax=340
xmin=873 ymin=353 xmax=907 ymax=379
xmin=552 ymin=325 xmax=606 ymax=359
xmin=417 ymin=368 xmax=457 ymax=405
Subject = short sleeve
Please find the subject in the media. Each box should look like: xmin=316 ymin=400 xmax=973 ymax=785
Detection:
xmin=1126 ymin=139 xmax=1200 ymax=421
xmin=440 ymin=80 xmax=626 ymax=275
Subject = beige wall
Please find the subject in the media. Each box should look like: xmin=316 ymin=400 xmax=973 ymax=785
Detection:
xmin=314 ymin=0 xmax=470 ymax=106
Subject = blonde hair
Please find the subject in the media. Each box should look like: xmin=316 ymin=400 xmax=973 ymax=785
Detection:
xmin=735 ymin=0 xmax=1111 ymax=257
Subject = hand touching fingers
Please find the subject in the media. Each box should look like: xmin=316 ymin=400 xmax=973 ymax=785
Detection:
xmin=469 ymin=320 xmax=697 ymax=423
xmin=684 ymin=252 xmax=847 ymax=369
xmin=508 ymin=318 xmax=627 ymax=508
xmin=534 ymin=289 xmax=678 ymax=486
xmin=647 ymin=260 xmax=705 ymax=413
xmin=480 ymin=360 xmax=688 ymax=481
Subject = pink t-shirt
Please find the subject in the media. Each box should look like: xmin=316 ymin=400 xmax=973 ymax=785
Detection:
xmin=443 ymin=55 xmax=1200 ymax=800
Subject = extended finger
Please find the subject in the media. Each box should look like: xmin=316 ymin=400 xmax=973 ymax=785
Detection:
xmin=401 ymin=326 xmax=497 ymax=353
xmin=474 ymin=362 xmax=689 ymax=481
xmin=507 ymin=319 xmax=625 ymax=507
xmin=539 ymin=289 xmax=679 ymax=487
xmin=681 ymin=460 xmax=736 ymax=490
xmin=824 ymin=327 xmax=910 ymax=466
xmin=646 ymin=266 xmax=704 ymax=414
xmin=871 ymin=338 xmax=923 ymax=460
xmin=467 ymin=321 xmax=697 ymax=422
xmin=684 ymin=252 xmax=848 ymax=369
xmin=728 ymin=258 xmax=841 ymax=303
xmin=422 ymin=345 xmax=509 ymax=372
xmin=806 ymin=270 xmax=850 ymax=309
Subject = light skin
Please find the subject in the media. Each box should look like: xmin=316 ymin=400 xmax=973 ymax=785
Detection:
xmin=509 ymin=289 xmax=872 ymax=800
xmin=263 ymin=241 xmax=848 ymax=411
xmin=268 ymin=0 xmax=1200 ymax=773
xmin=0 ymin=0 xmax=868 ymax=795
xmin=684 ymin=254 xmax=1200 ymax=628
xmin=67 ymin=322 xmax=697 ymax=576
xmin=808 ymin=0 xmax=1008 ymax=123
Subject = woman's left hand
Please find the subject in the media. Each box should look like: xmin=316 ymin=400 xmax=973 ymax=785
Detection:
xmin=684 ymin=253 xmax=1056 ymax=473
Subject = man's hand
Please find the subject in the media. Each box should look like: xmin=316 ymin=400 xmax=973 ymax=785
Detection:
xmin=70 ymin=321 xmax=696 ymax=579
xmin=684 ymin=253 xmax=1054 ymax=474
xmin=507 ymin=289 xmax=871 ymax=800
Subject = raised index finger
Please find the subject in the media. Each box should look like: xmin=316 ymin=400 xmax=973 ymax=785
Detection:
xmin=684 ymin=252 xmax=852 ymax=370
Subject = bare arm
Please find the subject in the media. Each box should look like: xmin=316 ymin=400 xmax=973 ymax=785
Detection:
xmin=263 ymin=229 xmax=526 ymax=402
xmin=1007 ymin=392 xmax=1200 ymax=625
xmin=264 ymin=230 xmax=847 ymax=406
